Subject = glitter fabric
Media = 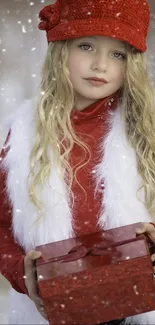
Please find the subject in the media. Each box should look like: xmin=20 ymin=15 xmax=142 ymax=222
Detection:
xmin=68 ymin=92 xmax=118 ymax=237
xmin=36 ymin=225 xmax=155 ymax=324
xmin=38 ymin=0 xmax=150 ymax=52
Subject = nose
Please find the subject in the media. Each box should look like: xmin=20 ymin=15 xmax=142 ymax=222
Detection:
xmin=91 ymin=53 xmax=109 ymax=72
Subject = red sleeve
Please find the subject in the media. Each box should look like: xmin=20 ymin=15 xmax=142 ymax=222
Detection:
xmin=0 ymin=131 xmax=28 ymax=295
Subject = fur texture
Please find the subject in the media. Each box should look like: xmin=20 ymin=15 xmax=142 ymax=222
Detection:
xmin=2 ymin=99 xmax=155 ymax=324
xmin=2 ymin=99 xmax=74 ymax=253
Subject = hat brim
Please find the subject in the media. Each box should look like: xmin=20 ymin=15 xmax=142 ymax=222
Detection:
xmin=47 ymin=19 xmax=146 ymax=52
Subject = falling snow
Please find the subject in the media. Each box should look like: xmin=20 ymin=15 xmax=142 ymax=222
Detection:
xmin=0 ymin=1 xmax=155 ymax=325
xmin=60 ymin=304 xmax=66 ymax=309
xmin=133 ymin=285 xmax=139 ymax=295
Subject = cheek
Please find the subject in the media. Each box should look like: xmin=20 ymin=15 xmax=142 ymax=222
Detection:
xmin=68 ymin=56 xmax=80 ymax=78
xmin=113 ymin=65 xmax=125 ymax=84
xmin=68 ymin=52 xmax=88 ymax=78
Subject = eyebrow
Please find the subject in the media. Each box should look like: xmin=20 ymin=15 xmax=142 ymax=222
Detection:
xmin=80 ymin=36 xmax=126 ymax=49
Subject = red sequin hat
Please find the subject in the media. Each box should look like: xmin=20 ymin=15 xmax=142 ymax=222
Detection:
xmin=38 ymin=0 xmax=150 ymax=52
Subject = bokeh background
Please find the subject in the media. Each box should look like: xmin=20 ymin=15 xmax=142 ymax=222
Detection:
xmin=0 ymin=0 xmax=155 ymax=323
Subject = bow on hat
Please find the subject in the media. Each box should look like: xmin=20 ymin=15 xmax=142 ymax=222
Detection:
xmin=38 ymin=1 xmax=60 ymax=32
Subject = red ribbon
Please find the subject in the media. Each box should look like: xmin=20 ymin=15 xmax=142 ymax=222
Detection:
xmin=39 ymin=236 xmax=145 ymax=265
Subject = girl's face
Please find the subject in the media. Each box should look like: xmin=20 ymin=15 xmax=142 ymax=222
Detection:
xmin=67 ymin=36 xmax=127 ymax=110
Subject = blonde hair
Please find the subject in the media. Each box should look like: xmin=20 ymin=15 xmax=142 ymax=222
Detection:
xmin=122 ymin=46 xmax=155 ymax=218
xmin=28 ymin=40 xmax=92 ymax=215
xmin=28 ymin=40 xmax=155 ymax=220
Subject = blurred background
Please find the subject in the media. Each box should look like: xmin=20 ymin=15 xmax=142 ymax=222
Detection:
xmin=0 ymin=0 xmax=155 ymax=323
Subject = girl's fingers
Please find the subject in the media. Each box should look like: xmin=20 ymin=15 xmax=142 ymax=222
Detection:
xmin=147 ymin=233 xmax=155 ymax=244
xmin=34 ymin=297 xmax=48 ymax=320
xmin=34 ymin=295 xmax=44 ymax=306
xmin=136 ymin=223 xmax=155 ymax=244
xmin=39 ymin=307 xmax=48 ymax=321
xmin=151 ymin=254 xmax=155 ymax=262
xmin=136 ymin=223 xmax=155 ymax=234
xmin=25 ymin=250 xmax=42 ymax=266
xmin=24 ymin=251 xmax=47 ymax=320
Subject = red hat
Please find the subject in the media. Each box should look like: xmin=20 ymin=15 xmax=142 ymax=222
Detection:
xmin=38 ymin=0 xmax=150 ymax=52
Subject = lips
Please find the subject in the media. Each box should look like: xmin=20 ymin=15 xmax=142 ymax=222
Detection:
xmin=86 ymin=77 xmax=108 ymax=83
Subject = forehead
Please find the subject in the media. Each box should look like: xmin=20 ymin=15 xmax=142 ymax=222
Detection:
xmin=73 ymin=36 xmax=126 ymax=48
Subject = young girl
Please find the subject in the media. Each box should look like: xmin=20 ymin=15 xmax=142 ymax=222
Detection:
xmin=1 ymin=0 xmax=155 ymax=324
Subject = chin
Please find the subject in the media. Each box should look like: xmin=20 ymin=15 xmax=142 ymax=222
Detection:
xmin=86 ymin=94 xmax=107 ymax=100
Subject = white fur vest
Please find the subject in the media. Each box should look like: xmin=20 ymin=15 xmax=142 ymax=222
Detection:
xmin=2 ymin=99 xmax=155 ymax=324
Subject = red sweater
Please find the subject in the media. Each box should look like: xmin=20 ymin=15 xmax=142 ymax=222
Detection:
xmin=0 ymin=94 xmax=118 ymax=295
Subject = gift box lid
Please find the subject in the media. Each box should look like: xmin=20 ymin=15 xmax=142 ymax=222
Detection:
xmin=36 ymin=222 xmax=152 ymax=281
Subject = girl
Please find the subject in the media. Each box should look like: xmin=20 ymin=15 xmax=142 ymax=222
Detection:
xmin=1 ymin=0 xmax=155 ymax=324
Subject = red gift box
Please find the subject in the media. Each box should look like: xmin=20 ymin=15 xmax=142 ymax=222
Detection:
xmin=36 ymin=222 xmax=155 ymax=324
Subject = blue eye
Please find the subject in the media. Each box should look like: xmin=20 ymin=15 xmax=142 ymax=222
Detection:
xmin=78 ymin=43 xmax=92 ymax=51
xmin=113 ymin=52 xmax=126 ymax=60
xmin=78 ymin=43 xmax=126 ymax=60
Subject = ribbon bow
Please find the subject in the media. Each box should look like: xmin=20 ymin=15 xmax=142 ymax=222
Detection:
xmin=38 ymin=2 xmax=60 ymax=32
xmin=39 ymin=236 xmax=146 ymax=266
xmin=40 ymin=244 xmax=109 ymax=265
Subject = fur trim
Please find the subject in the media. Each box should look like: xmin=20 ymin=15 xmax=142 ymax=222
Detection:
xmin=95 ymin=106 xmax=152 ymax=230
xmin=2 ymin=99 xmax=155 ymax=324
xmin=2 ymin=99 xmax=74 ymax=253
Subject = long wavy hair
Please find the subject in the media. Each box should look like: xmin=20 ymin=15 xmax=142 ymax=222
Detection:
xmin=28 ymin=39 xmax=155 ymax=220
xmin=121 ymin=46 xmax=155 ymax=218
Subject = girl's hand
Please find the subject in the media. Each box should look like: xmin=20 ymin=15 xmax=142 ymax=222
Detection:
xmin=24 ymin=250 xmax=48 ymax=321
xmin=136 ymin=223 xmax=155 ymax=272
